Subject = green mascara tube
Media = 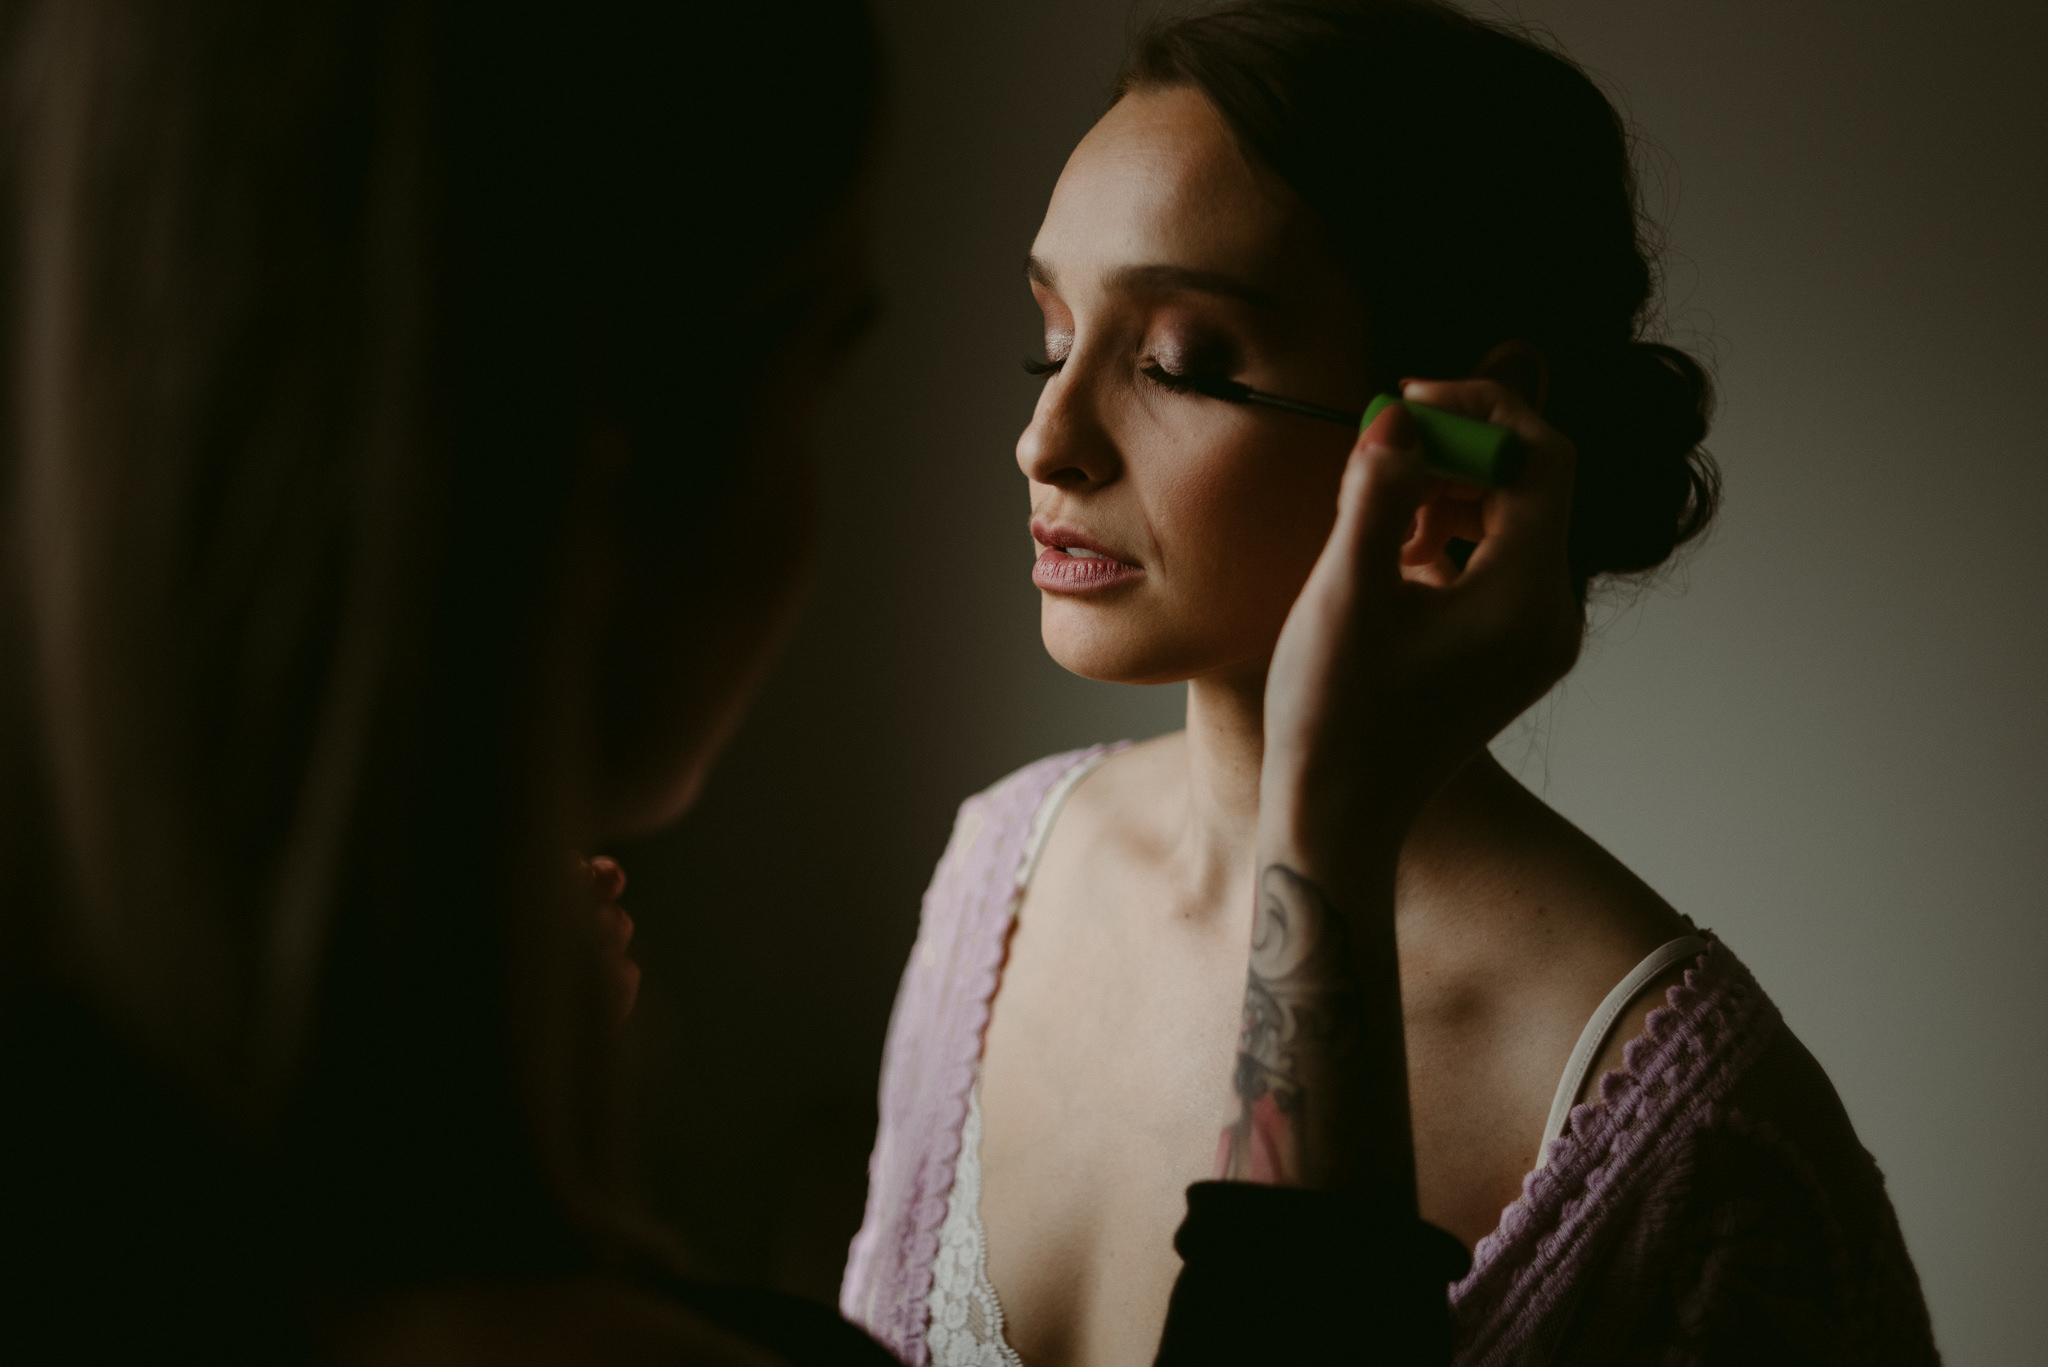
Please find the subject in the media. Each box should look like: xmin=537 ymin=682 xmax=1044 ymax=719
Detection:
xmin=1360 ymin=394 xmax=1525 ymax=487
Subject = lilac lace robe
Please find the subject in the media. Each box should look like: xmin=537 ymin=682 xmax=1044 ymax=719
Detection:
xmin=841 ymin=750 xmax=1941 ymax=1366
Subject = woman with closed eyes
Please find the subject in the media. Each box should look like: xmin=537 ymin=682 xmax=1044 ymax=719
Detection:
xmin=0 ymin=0 xmax=1463 ymax=1360
xmin=843 ymin=3 xmax=1939 ymax=1365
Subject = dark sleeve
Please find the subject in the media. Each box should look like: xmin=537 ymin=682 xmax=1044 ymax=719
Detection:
xmin=1154 ymin=1181 xmax=1471 ymax=1367
xmin=1579 ymin=1117 xmax=1941 ymax=1367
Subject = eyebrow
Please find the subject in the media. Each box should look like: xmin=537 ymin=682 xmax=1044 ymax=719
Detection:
xmin=1024 ymin=255 xmax=1284 ymax=311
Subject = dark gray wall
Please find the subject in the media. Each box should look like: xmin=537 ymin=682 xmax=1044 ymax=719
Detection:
xmin=615 ymin=3 xmax=2046 ymax=1360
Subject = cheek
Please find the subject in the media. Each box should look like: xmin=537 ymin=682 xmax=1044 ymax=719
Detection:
xmin=1151 ymin=431 xmax=1343 ymax=635
xmin=1037 ymin=424 xmax=1347 ymax=686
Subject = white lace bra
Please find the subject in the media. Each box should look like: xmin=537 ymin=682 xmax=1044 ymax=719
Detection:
xmin=925 ymin=1081 xmax=1023 ymax=1367
xmin=922 ymin=750 xmax=1704 ymax=1367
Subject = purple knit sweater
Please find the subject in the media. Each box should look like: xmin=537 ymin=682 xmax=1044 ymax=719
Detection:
xmin=841 ymin=750 xmax=1940 ymax=1366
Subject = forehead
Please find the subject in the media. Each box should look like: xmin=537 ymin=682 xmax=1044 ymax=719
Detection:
xmin=1031 ymin=86 xmax=1314 ymax=298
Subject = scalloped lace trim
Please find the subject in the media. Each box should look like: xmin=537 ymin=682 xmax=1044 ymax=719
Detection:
xmin=926 ymin=1082 xmax=1024 ymax=1367
xmin=887 ymin=745 xmax=1117 ymax=1365
xmin=1536 ymin=933 xmax=1709 ymax=1165
xmin=1451 ymin=936 xmax=1781 ymax=1358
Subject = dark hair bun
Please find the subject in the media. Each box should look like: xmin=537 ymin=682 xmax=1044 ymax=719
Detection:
xmin=1117 ymin=0 xmax=1722 ymax=592
xmin=1552 ymin=341 xmax=1719 ymax=583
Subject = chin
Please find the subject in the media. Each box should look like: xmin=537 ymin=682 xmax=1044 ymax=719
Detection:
xmin=1039 ymin=594 xmax=1225 ymax=687
xmin=596 ymin=552 xmax=809 ymax=842
xmin=593 ymin=703 xmax=725 ymax=839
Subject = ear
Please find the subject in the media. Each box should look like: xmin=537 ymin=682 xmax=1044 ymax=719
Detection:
xmin=1471 ymin=339 xmax=1549 ymax=414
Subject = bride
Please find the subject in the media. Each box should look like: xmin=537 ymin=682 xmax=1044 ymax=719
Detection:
xmin=842 ymin=3 xmax=1936 ymax=1366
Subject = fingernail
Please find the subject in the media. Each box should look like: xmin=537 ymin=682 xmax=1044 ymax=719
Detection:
xmin=1368 ymin=402 xmax=1419 ymax=449
xmin=587 ymin=855 xmax=626 ymax=899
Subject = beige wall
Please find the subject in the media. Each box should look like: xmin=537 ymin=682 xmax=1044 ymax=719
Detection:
xmin=617 ymin=3 xmax=2046 ymax=1359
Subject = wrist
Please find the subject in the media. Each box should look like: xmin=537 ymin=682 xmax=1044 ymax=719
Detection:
xmin=1257 ymin=761 xmax=1411 ymax=882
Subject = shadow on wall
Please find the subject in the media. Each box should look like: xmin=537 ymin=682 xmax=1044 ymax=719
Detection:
xmin=612 ymin=0 xmax=1180 ymax=1302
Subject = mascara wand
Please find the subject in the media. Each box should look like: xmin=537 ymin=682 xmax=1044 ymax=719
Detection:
xmin=1188 ymin=376 xmax=1525 ymax=487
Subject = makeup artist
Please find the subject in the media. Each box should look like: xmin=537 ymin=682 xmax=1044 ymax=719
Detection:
xmin=3 ymin=0 xmax=1484 ymax=1362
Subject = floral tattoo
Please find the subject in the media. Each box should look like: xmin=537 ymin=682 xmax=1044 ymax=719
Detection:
xmin=1216 ymin=864 xmax=1367 ymax=1185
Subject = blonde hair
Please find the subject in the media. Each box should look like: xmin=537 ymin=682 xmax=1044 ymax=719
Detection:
xmin=0 ymin=0 xmax=625 ymax=1276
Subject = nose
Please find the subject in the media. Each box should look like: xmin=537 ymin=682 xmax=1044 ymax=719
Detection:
xmin=1016 ymin=358 xmax=1122 ymax=492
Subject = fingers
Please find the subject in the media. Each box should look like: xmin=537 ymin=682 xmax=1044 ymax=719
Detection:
xmin=1395 ymin=377 xmax=1574 ymax=593
xmin=601 ymin=903 xmax=639 ymax=1021
xmin=610 ymin=922 xmax=641 ymax=1022
xmin=602 ymin=903 xmax=636 ymax=956
xmin=584 ymin=854 xmax=627 ymax=902
xmin=1337 ymin=401 xmax=1430 ymax=591
xmin=580 ymin=854 xmax=640 ymax=1023
xmin=1395 ymin=375 xmax=1530 ymax=429
xmin=1400 ymin=485 xmax=1485 ymax=569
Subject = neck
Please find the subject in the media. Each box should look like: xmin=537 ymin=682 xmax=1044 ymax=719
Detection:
xmin=1170 ymin=658 xmax=1516 ymax=923
xmin=1173 ymin=659 xmax=1269 ymax=908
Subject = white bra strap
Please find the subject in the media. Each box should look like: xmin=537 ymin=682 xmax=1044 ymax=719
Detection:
xmin=1535 ymin=933 xmax=1708 ymax=1167
xmin=1015 ymin=748 xmax=1114 ymax=890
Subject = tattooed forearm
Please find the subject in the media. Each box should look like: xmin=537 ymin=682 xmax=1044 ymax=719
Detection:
xmin=1216 ymin=863 xmax=1367 ymax=1185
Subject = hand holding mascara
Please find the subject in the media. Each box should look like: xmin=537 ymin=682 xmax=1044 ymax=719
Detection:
xmin=1358 ymin=394 xmax=1525 ymax=488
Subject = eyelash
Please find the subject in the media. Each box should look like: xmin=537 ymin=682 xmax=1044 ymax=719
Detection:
xmin=1021 ymin=356 xmax=1062 ymax=376
xmin=1140 ymin=362 xmax=1208 ymax=394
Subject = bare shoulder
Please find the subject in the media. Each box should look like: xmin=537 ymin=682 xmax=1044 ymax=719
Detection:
xmin=329 ymin=1276 xmax=786 ymax=1367
xmin=1077 ymin=729 xmax=1185 ymax=798
xmin=1449 ymin=755 xmax=1703 ymax=1102
xmin=1420 ymin=754 xmax=1693 ymax=986
xmin=1052 ymin=730 xmax=1185 ymax=846
xmin=1405 ymin=756 xmax=1702 ymax=1242
xmin=1012 ymin=731 xmax=1187 ymax=931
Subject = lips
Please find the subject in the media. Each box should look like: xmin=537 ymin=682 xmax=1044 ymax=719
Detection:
xmin=1030 ymin=519 xmax=1144 ymax=593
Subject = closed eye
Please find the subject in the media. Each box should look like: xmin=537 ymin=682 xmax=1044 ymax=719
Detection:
xmin=1022 ymin=356 xmax=1064 ymax=377
xmin=1141 ymin=362 xmax=1203 ymax=393
xmin=1141 ymin=362 xmax=1243 ymax=403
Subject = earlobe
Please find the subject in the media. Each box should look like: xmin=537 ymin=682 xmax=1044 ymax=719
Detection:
xmin=1472 ymin=339 xmax=1549 ymax=414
